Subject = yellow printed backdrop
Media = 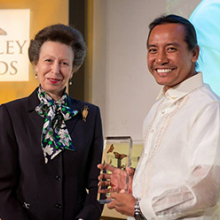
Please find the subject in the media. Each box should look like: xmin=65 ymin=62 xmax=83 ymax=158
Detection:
xmin=0 ymin=0 xmax=68 ymax=104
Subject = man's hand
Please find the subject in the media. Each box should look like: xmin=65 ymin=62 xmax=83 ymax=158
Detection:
xmin=97 ymin=163 xmax=134 ymax=194
xmin=107 ymin=190 xmax=136 ymax=216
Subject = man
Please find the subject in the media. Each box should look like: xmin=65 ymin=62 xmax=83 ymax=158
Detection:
xmin=98 ymin=14 xmax=220 ymax=220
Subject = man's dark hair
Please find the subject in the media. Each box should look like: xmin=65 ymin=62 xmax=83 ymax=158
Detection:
xmin=147 ymin=14 xmax=198 ymax=51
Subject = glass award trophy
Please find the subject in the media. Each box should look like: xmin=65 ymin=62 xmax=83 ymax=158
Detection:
xmin=98 ymin=136 xmax=133 ymax=204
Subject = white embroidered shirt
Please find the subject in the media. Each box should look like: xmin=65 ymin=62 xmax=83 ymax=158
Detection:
xmin=129 ymin=73 xmax=220 ymax=220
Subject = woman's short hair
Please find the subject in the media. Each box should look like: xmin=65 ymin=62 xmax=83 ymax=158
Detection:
xmin=28 ymin=24 xmax=87 ymax=72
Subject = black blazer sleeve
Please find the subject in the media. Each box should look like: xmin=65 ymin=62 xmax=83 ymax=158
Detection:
xmin=0 ymin=104 xmax=31 ymax=220
xmin=75 ymin=106 xmax=104 ymax=220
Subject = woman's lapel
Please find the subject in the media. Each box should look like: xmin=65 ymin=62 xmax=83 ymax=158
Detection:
xmin=27 ymin=88 xmax=44 ymax=133
xmin=65 ymin=96 xmax=82 ymax=134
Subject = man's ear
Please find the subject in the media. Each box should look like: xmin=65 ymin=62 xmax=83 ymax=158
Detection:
xmin=192 ymin=45 xmax=200 ymax=63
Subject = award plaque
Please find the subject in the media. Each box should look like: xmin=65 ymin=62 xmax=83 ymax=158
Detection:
xmin=98 ymin=136 xmax=133 ymax=204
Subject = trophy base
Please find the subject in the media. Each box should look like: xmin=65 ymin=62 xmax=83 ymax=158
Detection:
xmin=98 ymin=199 xmax=112 ymax=204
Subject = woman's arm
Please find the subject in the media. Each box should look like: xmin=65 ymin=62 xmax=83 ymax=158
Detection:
xmin=0 ymin=104 xmax=31 ymax=220
xmin=75 ymin=106 xmax=104 ymax=220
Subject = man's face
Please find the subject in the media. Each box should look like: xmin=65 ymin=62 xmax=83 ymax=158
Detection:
xmin=147 ymin=23 xmax=199 ymax=91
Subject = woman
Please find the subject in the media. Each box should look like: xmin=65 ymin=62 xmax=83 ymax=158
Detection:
xmin=0 ymin=24 xmax=103 ymax=220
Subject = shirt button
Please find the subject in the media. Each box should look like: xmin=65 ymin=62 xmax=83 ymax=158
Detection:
xmin=56 ymin=204 xmax=62 ymax=209
xmin=171 ymin=95 xmax=177 ymax=99
xmin=151 ymin=129 xmax=154 ymax=133
xmin=56 ymin=175 xmax=61 ymax=181
xmin=161 ymin=110 xmax=165 ymax=114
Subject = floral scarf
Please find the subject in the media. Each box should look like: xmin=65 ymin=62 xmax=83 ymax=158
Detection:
xmin=35 ymin=87 xmax=78 ymax=163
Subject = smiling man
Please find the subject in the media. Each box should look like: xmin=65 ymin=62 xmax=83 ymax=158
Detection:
xmin=98 ymin=14 xmax=220 ymax=220
xmin=147 ymin=22 xmax=199 ymax=92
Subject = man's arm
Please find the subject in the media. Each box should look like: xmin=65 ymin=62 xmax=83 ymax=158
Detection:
xmin=141 ymin=101 xmax=220 ymax=219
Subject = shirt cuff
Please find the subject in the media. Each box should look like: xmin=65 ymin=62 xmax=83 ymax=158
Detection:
xmin=139 ymin=197 xmax=157 ymax=220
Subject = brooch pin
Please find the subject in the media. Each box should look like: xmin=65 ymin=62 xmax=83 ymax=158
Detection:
xmin=82 ymin=105 xmax=89 ymax=122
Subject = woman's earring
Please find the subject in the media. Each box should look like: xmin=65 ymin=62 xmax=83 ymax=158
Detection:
xmin=69 ymin=78 xmax=72 ymax=85
xmin=35 ymin=74 xmax=37 ymax=79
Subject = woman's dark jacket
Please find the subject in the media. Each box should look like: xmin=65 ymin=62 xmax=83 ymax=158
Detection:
xmin=0 ymin=88 xmax=103 ymax=220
